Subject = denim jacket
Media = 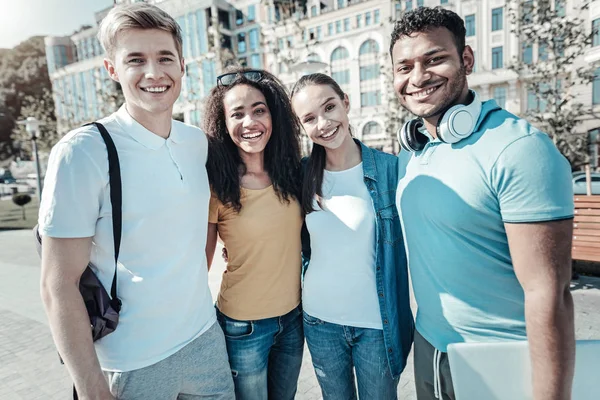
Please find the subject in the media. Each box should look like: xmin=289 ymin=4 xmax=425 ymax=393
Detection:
xmin=301 ymin=139 xmax=414 ymax=378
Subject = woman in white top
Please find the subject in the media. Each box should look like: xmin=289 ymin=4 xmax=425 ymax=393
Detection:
xmin=290 ymin=73 xmax=413 ymax=400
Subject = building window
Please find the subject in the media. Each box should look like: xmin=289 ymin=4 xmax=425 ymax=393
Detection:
xmin=328 ymin=23 xmax=334 ymax=36
xmin=589 ymin=127 xmax=600 ymax=170
xmin=492 ymin=7 xmax=503 ymax=31
xmin=249 ymin=29 xmax=259 ymax=51
xmin=332 ymin=70 xmax=350 ymax=85
xmin=556 ymin=0 xmax=566 ymax=17
xmin=522 ymin=1 xmax=534 ymax=25
xmin=360 ymin=92 xmax=381 ymax=107
xmin=538 ymin=43 xmax=548 ymax=61
xmin=493 ymin=86 xmax=506 ymax=108
xmin=522 ymin=43 xmax=533 ymax=64
xmin=331 ymin=47 xmax=350 ymax=85
xmin=395 ymin=3 xmax=402 ymax=19
xmin=344 ymin=18 xmax=350 ymax=31
xmin=250 ymin=53 xmax=261 ymax=68
xmin=406 ymin=0 xmax=413 ymax=11
xmin=441 ymin=0 xmax=449 ymax=4
xmin=286 ymin=35 xmax=293 ymax=47
xmin=311 ymin=6 xmax=317 ymax=17
xmin=363 ymin=121 xmax=382 ymax=137
xmin=336 ymin=20 xmax=342 ymax=34
xmin=331 ymin=47 xmax=349 ymax=61
xmin=594 ymin=68 xmax=600 ymax=105
xmin=237 ymin=33 xmax=246 ymax=53
xmin=465 ymin=15 xmax=475 ymax=37
xmin=527 ymin=84 xmax=549 ymax=112
xmin=337 ymin=0 xmax=345 ymax=9
xmin=360 ymin=64 xmax=379 ymax=81
xmin=236 ymin=9 xmax=244 ymax=26
xmin=360 ymin=39 xmax=379 ymax=55
xmin=317 ymin=26 xmax=322 ymax=40
xmin=374 ymin=10 xmax=380 ymax=24
xmin=492 ymin=46 xmax=503 ymax=69
xmin=593 ymin=19 xmax=600 ymax=47
xmin=365 ymin=12 xmax=372 ymax=26
xmin=417 ymin=0 xmax=424 ymax=7
xmin=357 ymin=15 xmax=362 ymax=28
xmin=247 ymin=5 xmax=255 ymax=22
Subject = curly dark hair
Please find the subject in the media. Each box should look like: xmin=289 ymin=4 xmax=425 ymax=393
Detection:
xmin=390 ymin=7 xmax=466 ymax=59
xmin=204 ymin=68 xmax=302 ymax=212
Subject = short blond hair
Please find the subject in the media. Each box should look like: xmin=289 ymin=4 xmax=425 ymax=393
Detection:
xmin=98 ymin=3 xmax=183 ymax=60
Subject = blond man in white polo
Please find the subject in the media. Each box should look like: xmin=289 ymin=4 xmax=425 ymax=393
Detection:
xmin=39 ymin=3 xmax=234 ymax=399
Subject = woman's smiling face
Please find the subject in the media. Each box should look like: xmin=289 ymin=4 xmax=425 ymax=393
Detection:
xmin=292 ymin=84 xmax=351 ymax=150
xmin=223 ymin=84 xmax=273 ymax=156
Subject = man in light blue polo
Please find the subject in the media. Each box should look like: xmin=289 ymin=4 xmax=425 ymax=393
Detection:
xmin=390 ymin=7 xmax=575 ymax=400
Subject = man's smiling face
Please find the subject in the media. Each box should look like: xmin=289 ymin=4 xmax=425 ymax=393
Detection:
xmin=391 ymin=27 xmax=473 ymax=123
xmin=104 ymin=28 xmax=184 ymax=122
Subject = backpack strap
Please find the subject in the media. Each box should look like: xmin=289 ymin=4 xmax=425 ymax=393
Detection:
xmin=86 ymin=122 xmax=122 ymax=310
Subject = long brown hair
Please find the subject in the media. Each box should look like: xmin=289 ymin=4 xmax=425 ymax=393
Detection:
xmin=291 ymin=73 xmax=348 ymax=215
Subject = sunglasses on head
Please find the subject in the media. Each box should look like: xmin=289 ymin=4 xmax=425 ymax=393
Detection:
xmin=216 ymin=70 xmax=264 ymax=87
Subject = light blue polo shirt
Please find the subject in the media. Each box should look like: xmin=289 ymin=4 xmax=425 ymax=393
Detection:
xmin=396 ymin=99 xmax=574 ymax=352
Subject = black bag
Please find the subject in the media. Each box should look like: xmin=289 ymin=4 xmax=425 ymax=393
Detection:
xmin=34 ymin=122 xmax=123 ymax=341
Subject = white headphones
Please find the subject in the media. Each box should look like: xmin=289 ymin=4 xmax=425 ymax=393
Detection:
xmin=397 ymin=90 xmax=482 ymax=152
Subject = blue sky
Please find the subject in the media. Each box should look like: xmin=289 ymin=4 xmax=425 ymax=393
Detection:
xmin=0 ymin=0 xmax=114 ymax=49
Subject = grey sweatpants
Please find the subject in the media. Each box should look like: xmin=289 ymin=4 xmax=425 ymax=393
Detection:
xmin=104 ymin=322 xmax=235 ymax=399
xmin=414 ymin=330 xmax=455 ymax=400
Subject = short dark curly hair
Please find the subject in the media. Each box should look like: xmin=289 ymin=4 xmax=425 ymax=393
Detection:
xmin=389 ymin=7 xmax=466 ymax=59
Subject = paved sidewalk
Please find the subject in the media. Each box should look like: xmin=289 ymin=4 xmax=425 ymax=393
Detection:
xmin=1 ymin=229 xmax=599 ymax=399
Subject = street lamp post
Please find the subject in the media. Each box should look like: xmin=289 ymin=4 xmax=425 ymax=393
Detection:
xmin=17 ymin=117 xmax=44 ymax=201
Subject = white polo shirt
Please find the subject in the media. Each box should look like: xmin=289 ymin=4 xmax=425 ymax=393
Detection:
xmin=39 ymin=105 xmax=216 ymax=372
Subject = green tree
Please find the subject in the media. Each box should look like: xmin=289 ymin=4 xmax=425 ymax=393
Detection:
xmin=507 ymin=0 xmax=599 ymax=167
xmin=0 ymin=36 xmax=52 ymax=160
xmin=11 ymin=88 xmax=59 ymax=157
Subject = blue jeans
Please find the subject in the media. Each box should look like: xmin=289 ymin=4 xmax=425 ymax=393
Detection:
xmin=216 ymin=305 xmax=304 ymax=400
xmin=303 ymin=312 xmax=399 ymax=400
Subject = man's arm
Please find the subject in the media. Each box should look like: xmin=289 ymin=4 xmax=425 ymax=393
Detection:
xmin=206 ymin=223 xmax=218 ymax=271
xmin=40 ymin=236 xmax=114 ymax=400
xmin=506 ymin=219 xmax=575 ymax=400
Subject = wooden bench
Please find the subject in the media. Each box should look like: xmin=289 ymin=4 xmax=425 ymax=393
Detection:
xmin=573 ymin=196 xmax=600 ymax=263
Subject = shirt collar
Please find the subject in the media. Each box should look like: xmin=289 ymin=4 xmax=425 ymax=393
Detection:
xmin=473 ymin=98 xmax=502 ymax=132
xmin=355 ymin=138 xmax=378 ymax=182
xmin=115 ymin=105 xmax=181 ymax=150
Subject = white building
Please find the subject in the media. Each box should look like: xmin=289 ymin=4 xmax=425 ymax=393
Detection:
xmin=45 ymin=0 xmax=600 ymax=157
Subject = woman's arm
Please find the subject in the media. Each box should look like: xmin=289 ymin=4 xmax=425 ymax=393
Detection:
xmin=205 ymin=223 xmax=218 ymax=271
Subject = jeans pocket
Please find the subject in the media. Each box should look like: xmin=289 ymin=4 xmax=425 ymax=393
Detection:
xmin=302 ymin=312 xmax=324 ymax=326
xmin=218 ymin=313 xmax=254 ymax=339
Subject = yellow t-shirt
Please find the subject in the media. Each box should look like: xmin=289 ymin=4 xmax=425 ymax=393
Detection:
xmin=209 ymin=186 xmax=302 ymax=320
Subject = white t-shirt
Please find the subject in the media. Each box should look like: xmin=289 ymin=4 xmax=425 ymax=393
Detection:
xmin=302 ymin=162 xmax=382 ymax=329
xmin=39 ymin=105 xmax=216 ymax=372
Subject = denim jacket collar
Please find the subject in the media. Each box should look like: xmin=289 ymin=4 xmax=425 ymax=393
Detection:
xmin=355 ymin=138 xmax=378 ymax=182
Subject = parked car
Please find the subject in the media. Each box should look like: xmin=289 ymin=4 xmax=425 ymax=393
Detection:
xmin=573 ymin=172 xmax=600 ymax=195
